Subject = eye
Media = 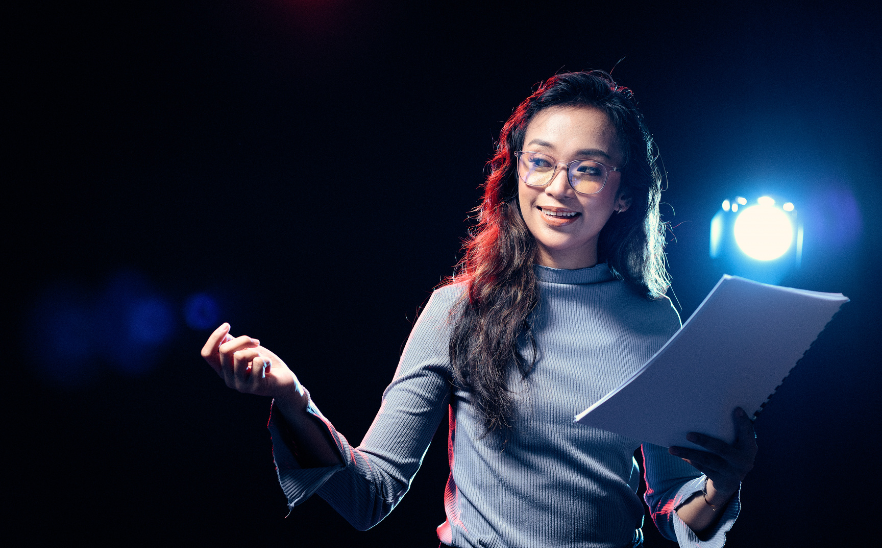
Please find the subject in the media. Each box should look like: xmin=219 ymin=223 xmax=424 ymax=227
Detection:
xmin=525 ymin=153 xmax=553 ymax=169
xmin=574 ymin=161 xmax=604 ymax=178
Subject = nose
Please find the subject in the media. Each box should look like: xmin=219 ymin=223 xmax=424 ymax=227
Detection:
xmin=544 ymin=163 xmax=575 ymax=198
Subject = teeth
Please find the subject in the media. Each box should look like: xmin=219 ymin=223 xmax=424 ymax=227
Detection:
xmin=542 ymin=209 xmax=578 ymax=217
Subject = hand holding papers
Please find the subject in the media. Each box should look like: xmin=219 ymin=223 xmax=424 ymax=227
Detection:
xmin=575 ymin=275 xmax=848 ymax=449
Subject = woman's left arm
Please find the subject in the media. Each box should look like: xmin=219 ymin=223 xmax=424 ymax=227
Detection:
xmin=668 ymin=407 xmax=758 ymax=533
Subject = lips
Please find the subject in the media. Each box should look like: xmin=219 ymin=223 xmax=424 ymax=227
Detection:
xmin=538 ymin=206 xmax=581 ymax=226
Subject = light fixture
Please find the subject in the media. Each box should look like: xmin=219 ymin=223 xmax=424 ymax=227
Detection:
xmin=710 ymin=195 xmax=803 ymax=283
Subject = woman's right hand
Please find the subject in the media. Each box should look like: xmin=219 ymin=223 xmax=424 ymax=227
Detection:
xmin=200 ymin=323 xmax=307 ymax=409
xmin=201 ymin=323 xmax=341 ymax=466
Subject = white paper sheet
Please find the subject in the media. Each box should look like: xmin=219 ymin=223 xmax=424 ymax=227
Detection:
xmin=574 ymin=275 xmax=848 ymax=448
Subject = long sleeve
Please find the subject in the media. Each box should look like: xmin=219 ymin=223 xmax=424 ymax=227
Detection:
xmin=642 ymin=443 xmax=740 ymax=547
xmin=266 ymin=264 xmax=744 ymax=547
xmin=268 ymin=287 xmax=457 ymax=530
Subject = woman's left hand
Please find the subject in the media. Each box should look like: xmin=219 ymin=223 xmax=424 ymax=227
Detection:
xmin=668 ymin=407 xmax=758 ymax=503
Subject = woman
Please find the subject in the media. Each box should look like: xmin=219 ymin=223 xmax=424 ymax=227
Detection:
xmin=201 ymin=71 xmax=756 ymax=547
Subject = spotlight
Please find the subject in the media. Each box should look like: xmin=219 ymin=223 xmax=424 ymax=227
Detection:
xmin=710 ymin=195 xmax=802 ymax=284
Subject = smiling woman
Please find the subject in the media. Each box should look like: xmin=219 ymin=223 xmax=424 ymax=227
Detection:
xmin=517 ymin=106 xmax=631 ymax=269
xmin=201 ymin=71 xmax=757 ymax=548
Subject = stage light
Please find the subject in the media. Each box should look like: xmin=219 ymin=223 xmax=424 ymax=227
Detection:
xmin=710 ymin=195 xmax=802 ymax=284
xmin=733 ymin=202 xmax=794 ymax=261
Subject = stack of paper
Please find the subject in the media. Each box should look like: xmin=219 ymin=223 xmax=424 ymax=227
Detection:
xmin=574 ymin=275 xmax=848 ymax=448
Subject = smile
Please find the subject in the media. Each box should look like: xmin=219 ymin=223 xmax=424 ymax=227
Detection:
xmin=540 ymin=209 xmax=579 ymax=218
xmin=538 ymin=207 xmax=581 ymax=226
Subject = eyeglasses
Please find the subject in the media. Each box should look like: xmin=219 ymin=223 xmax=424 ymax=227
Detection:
xmin=514 ymin=151 xmax=621 ymax=195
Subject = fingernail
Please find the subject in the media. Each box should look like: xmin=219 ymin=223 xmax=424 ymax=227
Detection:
xmin=262 ymin=359 xmax=270 ymax=379
xmin=251 ymin=338 xmax=260 ymax=346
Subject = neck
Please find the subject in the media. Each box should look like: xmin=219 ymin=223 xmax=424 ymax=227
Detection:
xmin=535 ymin=247 xmax=598 ymax=270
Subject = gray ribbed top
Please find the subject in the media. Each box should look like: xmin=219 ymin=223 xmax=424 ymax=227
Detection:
xmin=269 ymin=264 xmax=739 ymax=547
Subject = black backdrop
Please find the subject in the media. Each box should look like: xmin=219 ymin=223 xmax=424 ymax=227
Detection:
xmin=8 ymin=1 xmax=881 ymax=546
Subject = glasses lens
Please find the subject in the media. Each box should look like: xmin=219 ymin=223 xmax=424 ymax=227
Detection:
xmin=570 ymin=160 xmax=606 ymax=194
xmin=519 ymin=152 xmax=555 ymax=187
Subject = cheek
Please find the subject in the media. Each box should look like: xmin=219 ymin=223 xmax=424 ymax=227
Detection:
xmin=518 ymin=184 xmax=534 ymax=217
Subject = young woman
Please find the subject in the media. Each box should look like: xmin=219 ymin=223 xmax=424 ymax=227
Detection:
xmin=201 ymin=71 xmax=757 ymax=548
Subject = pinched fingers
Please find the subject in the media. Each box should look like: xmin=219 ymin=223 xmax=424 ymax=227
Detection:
xmin=218 ymin=335 xmax=260 ymax=371
xmin=200 ymin=323 xmax=232 ymax=374
xmin=222 ymin=347 xmax=267 ymax=392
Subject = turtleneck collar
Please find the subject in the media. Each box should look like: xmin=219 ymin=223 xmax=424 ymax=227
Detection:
xmin=534 ymin=263 xmax=617 ymax=285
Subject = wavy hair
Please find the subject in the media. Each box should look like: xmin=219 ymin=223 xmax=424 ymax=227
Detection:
xmin=447 ymin=71 xmax=669 ymax=435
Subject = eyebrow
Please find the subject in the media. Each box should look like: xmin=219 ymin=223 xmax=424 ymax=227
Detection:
xmin=524 ymin=139 xmax=613 ymax=161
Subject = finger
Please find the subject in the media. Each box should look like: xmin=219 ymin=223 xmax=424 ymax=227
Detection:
xmin=200 ymin=323 xmax=231 ymax=372
xmin=669 ymin=446 xmax=728 ymax=475
xmin=245 ymin=356 xmax=273 ymax=393
xmin=734 ymin=407 xmax=758 ymax=448
xmin=227 ymin=348 xmax=263 ymax=388
xmin=200 ymin=323 xmax=230 ymax=359
xmin=244 ymin=356 xmax=272 ymax=392
xmin=668 ymin=447 xmax=743 ymax=493
xmin=219 ymin=335 xmax=260 ymax=355
xmin=218 ymin=335 xmax=260 ymax=371
xmin=684 ymin=432 xmax=737 ymax=460
xmin=253 ymin=346 xmax=279 ymax=377
xmin=256 ymin=345 xmax=279 ymax=361
xmin=686 ymin=430 xmax=756 ymax=477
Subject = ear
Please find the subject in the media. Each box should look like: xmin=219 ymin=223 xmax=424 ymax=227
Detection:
xmin=616 ymin=191 xmax=632 ymax=213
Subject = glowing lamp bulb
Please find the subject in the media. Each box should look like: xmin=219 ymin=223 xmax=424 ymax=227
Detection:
xmin=733 ymin=205 xmax=794 ymax=261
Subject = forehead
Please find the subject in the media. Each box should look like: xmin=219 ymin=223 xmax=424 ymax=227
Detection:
xmin=523 ymin=106 xmax=621 ymax=159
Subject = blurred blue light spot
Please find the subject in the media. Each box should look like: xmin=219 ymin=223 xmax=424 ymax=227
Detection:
xmin=129 ymin=297 xmax=175 ymax=344
xmin=184 ymin=293 xmax=221 ymax=330
xmin=96 ymin=268 xmax=176 ymax=376
xmin=25 ymin=282 xmax=98 ymax=387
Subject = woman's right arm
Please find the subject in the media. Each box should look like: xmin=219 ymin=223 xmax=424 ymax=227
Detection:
xmin=199 ymin=286 xmax=456 ymax=529
xmin=200 ymin=322 xmax=343 ymax=467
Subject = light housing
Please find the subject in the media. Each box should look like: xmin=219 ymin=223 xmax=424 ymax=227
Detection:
xmin=710 ymin=195 xmax=802 ymax=283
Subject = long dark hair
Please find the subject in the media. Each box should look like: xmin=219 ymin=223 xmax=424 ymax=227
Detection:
xmin=447 ymin=71 xmax=668 ymax=435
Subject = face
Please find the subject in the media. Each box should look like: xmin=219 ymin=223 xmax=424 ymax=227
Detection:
xmin=518 ymin=106 xmax=630 ymax=270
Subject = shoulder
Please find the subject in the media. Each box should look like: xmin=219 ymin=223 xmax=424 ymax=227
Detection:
xmin=598 ymin=280 xmax=682 ymax=336
xmin=410 ymin=281 xmax=467 ymax=332
xmin=420 ymin=282 xmax=468 ymax=316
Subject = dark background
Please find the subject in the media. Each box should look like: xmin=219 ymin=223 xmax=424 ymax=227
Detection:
xmin=8 ymin=1 xmax=881 ymax=546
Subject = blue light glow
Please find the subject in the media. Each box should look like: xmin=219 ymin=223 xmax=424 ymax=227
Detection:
xmin=184 ymin=293 xmax=221 ymax=330
xmin=710 ymin=210 xmax=725 ymax=258
xmin=95 ymin=269 xmax=176 ymax=376
xmin=129 ymin=297 xmax=175 ymax=343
